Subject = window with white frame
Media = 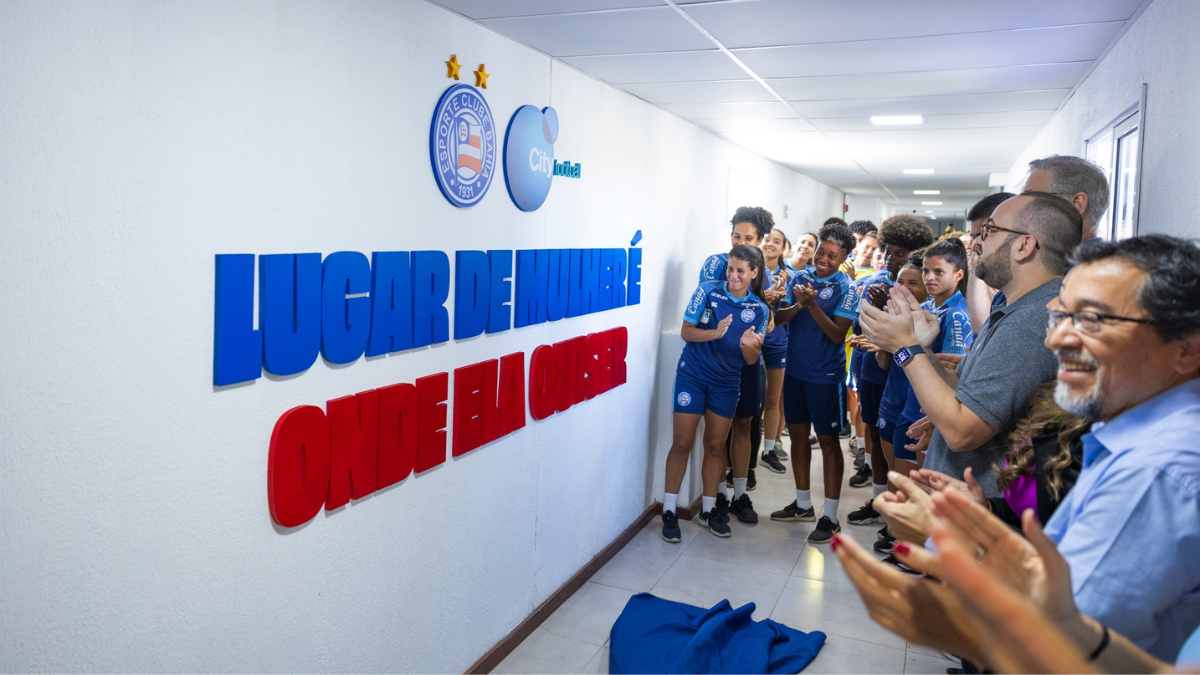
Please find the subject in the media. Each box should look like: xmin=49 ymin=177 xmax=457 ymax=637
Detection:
xmin=1085 ymin=87 xmax=1146 ymax=241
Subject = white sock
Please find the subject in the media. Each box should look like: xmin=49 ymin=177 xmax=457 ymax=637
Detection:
xmin=872 ymin=483 xmax=887 ymax=498
xmin=795 ymin=489 xmax=812 ymax=509
xmin=734 ymin=478 xmax=748 ymax=499
xmin=824 ymin=498 xmax=840 ymax=524
xmin=717 ymin=482 xmax=728 ymax=499
xmin=664 ymin=493 xmax=679 ymax=514
xmin=764 ymin=438 xmax=776 ymax=454
xmin=857 ymin=436 xmax=866 ymax=449
xmin=702 ymin=495 xmax=717 ymax=515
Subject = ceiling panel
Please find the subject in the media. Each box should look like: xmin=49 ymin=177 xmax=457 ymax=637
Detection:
xmin=809 ymin=110 xmax=1055 ymax=131
xmin=560 ymin=50 xmax=747 ymax=83
xmin=619 ymin=79 xmax=775 ymax=104
xmin=792 ymin=90 xmax=1069 ymax=118
xmin=479 ymin=7 xmax=711 ymax=57
xmin=429 ymin=0 xmax=661 ymax=20
xmin=822 ymin=126 xmax=1043 ymax=143
xmin=682 ymin=0 xmax=1143 ymax=49
xmin=720 ymin=131 xmax=863 ymax=170
xmin=733 ymin=22 xmax=1124 ymax=78
xmin=768 ymin=62 xmax=1090 ymax=102
xmin=695 ymin=118 xmax=818 ymax=134
xmin=660 ymin=101 xmax=800 ymax=120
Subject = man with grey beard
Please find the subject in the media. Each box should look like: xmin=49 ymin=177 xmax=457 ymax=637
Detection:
xmin=1042 ymin=234 xmax=1200 ymax=661
xmin=861 ymin=192 xmax=1082 ymax=496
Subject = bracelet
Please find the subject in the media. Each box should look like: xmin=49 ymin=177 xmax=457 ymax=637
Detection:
xmin=1087 ymin=623 xmax=1111 ymax=661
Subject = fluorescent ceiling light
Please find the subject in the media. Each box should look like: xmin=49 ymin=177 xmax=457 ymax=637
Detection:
xmin=870 ymin=115 xmax=923 ymax=126
xmin=921 ymin=201 xmax=943 ymax=206
xmin=925 ymin=210 xmax=935 ymax=213
xmin=913 ymin=190 xmax=940 ymax=195
xmin=929 ymin=215 xmax=938 ymax=219
xmin=904 ymin=169 xmax=935 ymax=175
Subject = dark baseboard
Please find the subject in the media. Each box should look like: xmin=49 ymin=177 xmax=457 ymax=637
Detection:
xmin=652 ymin=496 xmax=702 ymax=521
xmin=465 ymin=503 xmax=659 ymax=674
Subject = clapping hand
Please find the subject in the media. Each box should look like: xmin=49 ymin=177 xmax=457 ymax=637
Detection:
xmin=740 ymin=326 xmax=764 ymax=350
xmin=793 ymin=284 xmax=817 ymax=308
xmin=714 ymin=315 xmax=733 ymax=338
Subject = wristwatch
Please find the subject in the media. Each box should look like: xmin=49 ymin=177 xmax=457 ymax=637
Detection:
xmin=893 ymin=345 xmax=926 ymax=368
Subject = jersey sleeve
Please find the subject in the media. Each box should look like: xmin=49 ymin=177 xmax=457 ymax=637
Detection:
xmin=756 ymin=300 xmax=770 ymax=335
xmin=699 ymin=254 xmax=723 ymax=284
xmin=833 ymin=279 xmax=860 ymax=320
xmin=682 ymin=285 xmax=708 ymax=325
xmin=939 ymin=309 xmax=972 ymax=355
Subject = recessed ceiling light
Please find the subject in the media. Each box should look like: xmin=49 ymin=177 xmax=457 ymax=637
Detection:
xmin=925 ymin=210 xmax=935 ymax=213
xmin=921 ymin=201 xmax=943 ymax=206
xmin=929 ymin=215 xmax=938 ymax=219
xmin=913 ymin=190 xmax=940 ymax=195
xmin=904 ymin=169 xmax=935 ymax=175
xmin=870 ymin=115 xmax=923 ymax=126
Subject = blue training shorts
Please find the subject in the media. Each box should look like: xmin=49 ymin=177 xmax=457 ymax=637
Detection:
xmin=673 ymin=368 xmax=739 ymax=419
xmin=763 ymin=343 xmax=787 ymax=370
xmin=734 ymin=362 xmax=763 ymax=418
xmin=858 ymin=380 xmax=885 ymax=427
xmin=783 ymin=375 xmax=843 ymax=436
xmin=878 ymin=418 xmax=917 ymax=461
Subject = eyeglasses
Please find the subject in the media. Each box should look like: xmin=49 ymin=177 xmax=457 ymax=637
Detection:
xmin=980 ymin=219 xmax=1039 ymax=248
xmin=1047 ymin=307 xmax=1155 ymax=334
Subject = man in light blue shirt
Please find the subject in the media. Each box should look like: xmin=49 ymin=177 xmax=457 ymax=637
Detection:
xmin=1043 ymin=234 xmax=1200 ymax=661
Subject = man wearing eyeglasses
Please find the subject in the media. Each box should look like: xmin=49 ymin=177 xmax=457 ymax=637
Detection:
xmin=1042 ymin=234 xmax=1200 ymax=661
xmin=860 ymin=191 xmax=1082 ymax=497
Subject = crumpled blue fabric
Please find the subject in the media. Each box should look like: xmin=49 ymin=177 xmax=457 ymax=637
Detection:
xmin=609 ymin=593 xmax=826 ymax=674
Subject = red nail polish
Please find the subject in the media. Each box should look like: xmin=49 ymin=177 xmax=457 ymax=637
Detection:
xmin=894 ymin=542 xmax=911 ymax=555
xmin=830 ymin=535 xmax=841 ymax=551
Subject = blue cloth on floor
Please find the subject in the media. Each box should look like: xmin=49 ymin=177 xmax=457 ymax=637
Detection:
xmin=609 ymin=592 xmax=826 ymax=674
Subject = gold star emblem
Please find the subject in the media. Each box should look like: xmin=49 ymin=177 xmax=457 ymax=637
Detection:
xmin=474 ymin=63 xmax=489 ymax=89
xmin=446 ymin=54 xmax=461 ymax=80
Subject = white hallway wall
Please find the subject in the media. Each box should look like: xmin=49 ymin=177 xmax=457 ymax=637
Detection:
xmin=0 ymin=1 xmax=841 ymax=672
xmin=1001 ymin=0 xmax=1200 ymax=239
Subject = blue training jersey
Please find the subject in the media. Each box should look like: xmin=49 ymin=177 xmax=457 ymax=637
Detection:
xmin=763 ymin=263 xmax=789 ymax=350
xmin=679 ymin=281 xmax=770 ymax=384
xmin=849 ymin=270 xmax=895 ymax=385
xmin=784 ymin=268 xmax=856 ymax=384
xmin=900 ymin=292 xmax=972 ymax=423
xmin=699 ymin=252 xmax=728 ymax=285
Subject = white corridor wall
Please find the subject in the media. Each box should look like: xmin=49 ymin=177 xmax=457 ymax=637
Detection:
xmin=0 ymin=1 xmax=841 ymax=672
xmin=1000 ymin=0 xmax=1200 ymax=240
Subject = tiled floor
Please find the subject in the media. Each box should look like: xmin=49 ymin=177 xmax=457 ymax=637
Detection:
xmin=494 ymin=438 xmax=960 ymax=674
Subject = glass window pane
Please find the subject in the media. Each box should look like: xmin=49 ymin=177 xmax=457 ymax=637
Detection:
xmin=1115 ymin=128 xmax=1139 ymax=240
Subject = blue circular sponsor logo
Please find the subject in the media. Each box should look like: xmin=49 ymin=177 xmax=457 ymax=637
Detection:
xmin=677 ymin=392 xmax=692 ymax=407
xmin=504 ymin=105 xmax=559 ymax=211
xmin=819 ymin=287 xmax=834 ymax=300
xmin=740 ymin=308 xmax=755 ymax=323
xmin=429 ymin=84 xmax=497 ymax=208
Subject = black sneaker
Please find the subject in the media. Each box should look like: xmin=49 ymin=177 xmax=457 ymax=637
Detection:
xmin=661 ymin=511 xmax=681 ymax=543
xmin=848 ymin=463 xmax=872 ymax=487
xmin=874 ymin=532 xmax=897 ymax=554
xmin=698 ymin=510 xmax=731 ymax=537
xmin=729 ymin=493 xmax=759 ymax=523
xmin=808 ymin=433 xmax=819 ymax=446
xmin=774 ymin=440 xmax=788 ymax=460
xmin=877 ymin=525 xmax=890 ymax=540
xmin=853 ymin=453 xmax=866 ymax=469
xmin=760 ymin=450 xmax=786 ymax=474
xmin=715 ymin=493 xmax=731 ymax=524
xmin=847 ymin=500 xmax=882 ymax=525
xmin=770 ymin=501 xmax=816 ymax=522
xmin=808 ymin=516 xmax=842 ymax=544
xmin=882 ymin=553 xmax=921 ymax=575
xmin=747 ymin=468 xmax=757 ymax=491
xmin=839 ymin=426 xmax=852 ymax=439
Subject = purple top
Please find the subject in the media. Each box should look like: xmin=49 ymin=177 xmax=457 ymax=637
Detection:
xmin=1003 ymin=463 xmax=1038 ymax=517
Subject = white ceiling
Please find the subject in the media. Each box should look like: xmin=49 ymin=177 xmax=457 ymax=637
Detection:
xmin=428 ymin=0 xmax=1150 ymax=220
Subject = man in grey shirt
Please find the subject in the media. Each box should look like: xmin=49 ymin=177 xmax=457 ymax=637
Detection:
xmin=861 ymin=192 xmax=1083 ymax=496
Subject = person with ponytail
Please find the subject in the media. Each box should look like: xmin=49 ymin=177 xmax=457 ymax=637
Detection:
xmin=660 ymin=244 xmax=769 ymax=542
